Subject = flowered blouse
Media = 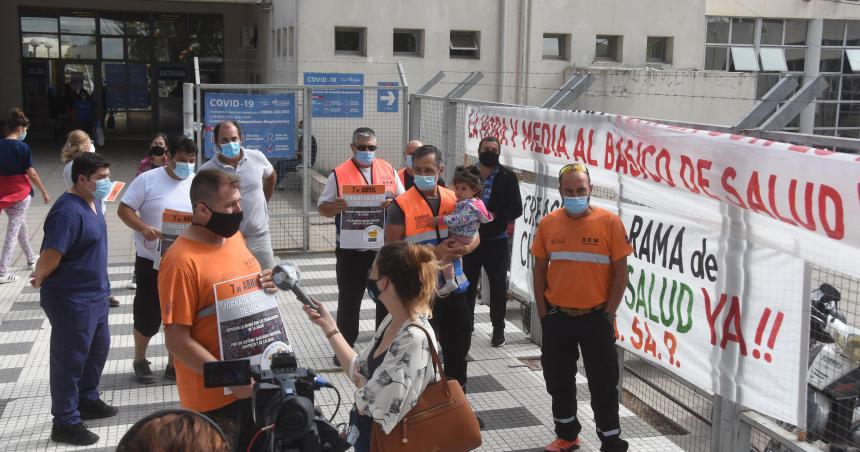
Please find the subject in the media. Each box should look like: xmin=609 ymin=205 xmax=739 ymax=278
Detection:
xmin=348 ymin=314 xmax=440 ymax=434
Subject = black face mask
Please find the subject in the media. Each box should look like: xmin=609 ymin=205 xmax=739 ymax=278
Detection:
xmin=198 ymin=202 xmax=243 ymax=238
xmin=479 ymin=151 xmax=500 ymax=167
xmin=150 ymin=145 xmax=166 ymax=156
xmin=366 ymin=277 xmax=383 ymax=303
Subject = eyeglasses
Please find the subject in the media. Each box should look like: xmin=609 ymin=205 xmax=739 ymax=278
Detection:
xmin=355 ymin=145 xmax=378 ymax=152
xmin=558 ymin=163 xmax=590 ymax=178
xmin=480 ymin=147 xmax=499 ymax=153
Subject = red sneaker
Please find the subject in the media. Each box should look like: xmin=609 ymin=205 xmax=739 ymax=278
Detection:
xmin=545 ymin=437 xmax=581 ymax=451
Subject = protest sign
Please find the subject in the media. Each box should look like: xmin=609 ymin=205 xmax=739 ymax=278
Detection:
xmin=339 ymin=184 xmax=385 ymax=249
xmin=153 ymin=209 xmax=192 ymax=270
xmin=213 ymin=273 xmax=291 ymax=391
xmin=104 ymin=181 xmax=125 ymax=202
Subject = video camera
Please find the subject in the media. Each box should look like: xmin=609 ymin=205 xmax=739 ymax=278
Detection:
xmin=204 ymin=352 xmax=350 ymax=452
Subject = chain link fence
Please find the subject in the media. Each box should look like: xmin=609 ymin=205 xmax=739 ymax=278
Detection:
xmin=195 ymin=84 xmax=407 ymax=253
xmin=410 ymin=92 xmax=860 ymax=452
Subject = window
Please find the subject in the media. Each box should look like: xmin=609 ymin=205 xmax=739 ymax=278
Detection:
xmin=846 ymin=49 xmax=860 ymax=73
xmin=820 ymin=49 xmax=843 ymax=73
xmin=707 ymin=17 xmax=730 ymax=43
xmin=271 ymin=30 xmax=276 ymax=57
xmin=785 ymin=48 xmax=806 ymax=72
xmin=705 ymin=47 xmax=728 ymax=70
xmin=759 ymin=48 xmax=787 ymax=72
xmin=760 ymin=19 xmax=783 ymax=46
xmin=784 ymin=20 xmax=807 ymax=45
xmin=731 ymin=18 xmax=755 ymax=44
xmin=21 ymin=34 xmax=59 ymax=58
xmin=595 ymin=35 xmax=621 ymax=61
xmin=100 ymin=17 xmax=124 ymax=35
xmin=60 ymin=15 xmax=96 ymax=35
xmin=335 ymin=27 xmax=365 ymax=56
xmin=21 ymin=17 xmax=57 ymax=33
xmin=61 ymin=35 xmax=97 ymax=59
xmin=542 ymin=33 xmax=569 ymax=60
xmin=847 ymin=21 xmax=860 ymax=46
xmin=730 ymin=47 xmax=759 ymax=71
xmin=276 ymin=28 xmax=282 ymax=57
xmin=450 ymin=30 xmax=480 ymax=59
xmin=647 ymin=37 xmax=672 ymax=63
xmin=101 ymin=37 xmax=124 ymax=59
xmin=288 ymin=26 xmax=294 ymax=57
xmin=394 ymin=29 xmax=423 ymax=57
xmin=815 ymin=103 xmax=838 ymax=127
xmin=822 ymin=20 xmax=845 ymax=46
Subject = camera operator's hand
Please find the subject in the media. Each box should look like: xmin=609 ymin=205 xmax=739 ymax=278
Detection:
xmin=229 ymin=381 xmax=254 ymax=400
xmin=258 ymin=268 xmax=278 ymax=295
xmin=303 ymin=301 xmax=335 ymax=332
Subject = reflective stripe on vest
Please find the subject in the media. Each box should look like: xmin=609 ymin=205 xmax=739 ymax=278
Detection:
xmin=405 ymin=229 xmax=449 ymax=244
xmin=549 ymin=251 xmax=611 ymax=265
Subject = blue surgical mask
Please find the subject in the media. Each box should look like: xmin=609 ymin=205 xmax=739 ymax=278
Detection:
xmin=19 ymin=131 xmax=27 ymax=141
xmin=173 ymin=162 xmax=195 ymax=180
xmin=355 ymin=150 xmax=374 ymax=166
xmin=220 ymin=141 xmax=241 ymax=158
xmin=563 ymin=196 xmax=589 ymax=215
xmin=414 ymin=174 xmax=437 ymax=191
xmin=405 ymin=155 xmax=413 ymax=168
xmin=91 ymin=178 xmax=112 ymax=199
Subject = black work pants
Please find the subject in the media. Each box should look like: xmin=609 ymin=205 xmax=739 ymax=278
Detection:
xmin=429 ymin=291 xmax=470 ymax=387
xmin=335 ymin=248 xmax=387 ymax=347
xmin=541 ymin=309 xmax=622 ymax=443
xmin=463 ymin=237 xmax=510 ymax=332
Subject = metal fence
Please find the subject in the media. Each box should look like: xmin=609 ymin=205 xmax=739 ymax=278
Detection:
xmin=187 ymin=82 xmax=408 ymax=253
xmin=410 ymin=92 xmax=860 ymax=452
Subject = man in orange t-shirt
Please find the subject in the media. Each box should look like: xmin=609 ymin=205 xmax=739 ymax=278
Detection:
xmin=532 ymin=163 xmax=632 ymax=452
xmin=158 ymin=168 xmax=278 ymax=451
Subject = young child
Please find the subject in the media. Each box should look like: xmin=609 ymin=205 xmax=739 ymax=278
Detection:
xmin=435 ymin=166 xmax=493 ymax=296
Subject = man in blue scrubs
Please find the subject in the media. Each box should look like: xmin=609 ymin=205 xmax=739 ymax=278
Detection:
xmin=30 ymin=152 xmax=119 ymax=445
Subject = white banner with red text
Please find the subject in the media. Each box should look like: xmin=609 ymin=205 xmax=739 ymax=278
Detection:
xmin=511 ymin=182 xmax=806 ymax=425
xmin=465 ymin=106 xmax=860 ymax=276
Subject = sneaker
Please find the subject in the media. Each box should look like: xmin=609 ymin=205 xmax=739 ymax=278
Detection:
xmin=599 ymin=436 xmax=629 ymax=452
xmin=545 ymin=437 xmax=581 ymax=452
xmin=437 ymin=279 xmax=458 ymax=297
xmin=51 ymin=422 xmax=99 ymax=446
xmin=133 ymin=359 xmax=156 ymax=384
xmin=491 ymin=329 xmax=506 ymax=347
xmin=164 ymin=363 xmax=176 ymax=380
xmin=27 ymin=255 xmax=38 ymax=269
xmin=79 ymin=398 xmax=118 ymax=420
xmin=0 ymin=273 xmax=18 ymax=284
xmin=128 ymin=273 xmax=137 ymax=290
xmin=108 ymin=296 xmax=120 ymax=308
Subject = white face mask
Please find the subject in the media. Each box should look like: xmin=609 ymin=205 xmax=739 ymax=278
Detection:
xmin=88 ymin=143 xmax=96 ymax=153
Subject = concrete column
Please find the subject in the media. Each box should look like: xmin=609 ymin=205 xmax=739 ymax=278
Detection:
xmin=799 ymin=19 xmax=823 ymax=134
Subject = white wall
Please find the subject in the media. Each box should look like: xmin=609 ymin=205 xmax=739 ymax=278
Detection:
xmin=572 ymin=68 xmax=757 ymax=126
xmin=706 ymin=0 xmax=860 ymax=19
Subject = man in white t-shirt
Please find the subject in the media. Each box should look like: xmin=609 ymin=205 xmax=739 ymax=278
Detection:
xmin=117 ymin=136 xmax=196 ymax=384
xmin=200 ymin=120 xmax=277 ymax=270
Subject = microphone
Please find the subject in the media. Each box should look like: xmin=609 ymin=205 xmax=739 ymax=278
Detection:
xmin=272 ymin=262 xmax=320 ymax=311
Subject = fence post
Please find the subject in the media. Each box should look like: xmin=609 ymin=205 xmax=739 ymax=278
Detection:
xmin=442 ymin=99 xmax=458 ymax=182
xmin=183 ymin=83 xmax=194 ymax=139
xmin=409 ymin=94 xmax=421 ymax=141
xmin=302 ymin=87 xmax=312 ymax=253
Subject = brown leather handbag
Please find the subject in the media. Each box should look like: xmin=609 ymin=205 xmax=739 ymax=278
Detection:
xmin=371 ymin=324 xmax=482 ymax=452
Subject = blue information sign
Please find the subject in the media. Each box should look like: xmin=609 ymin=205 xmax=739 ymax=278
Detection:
xmin=377 ymin=82 xmax=399 ymax=113
xmin=304 ymin=72 xmax=364 ymax=118
xmin=203 ymin=92 xmax=297 ymax=159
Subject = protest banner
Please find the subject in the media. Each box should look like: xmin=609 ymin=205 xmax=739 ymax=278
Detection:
xmin=339 ymin=184 xmax=385 ymax=249
xmin=153 ymin=209 xmax=192 ymax=270
xmin=213 ymin=273 xmax=290 ymax=395
xmin=465 ymin=105 xmax=860 ymax=277
xmin=511 ymin=182 xmax=806 ymax=424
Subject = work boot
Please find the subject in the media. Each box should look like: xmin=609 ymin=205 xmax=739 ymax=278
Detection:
xmin=544 ymin=437 xmax=581 ymax=451
xmin=133 ymin=359 xmax=156 ymax=384
xmin=599 ymin=436 xmax=629 ymax=452
xmin=79 ymin=398 xmax=118 ymax=420
xmin=491 ymin=328 xmax=506 ymax=347
xmin=51 ymin=423 xmax=99 ymax=446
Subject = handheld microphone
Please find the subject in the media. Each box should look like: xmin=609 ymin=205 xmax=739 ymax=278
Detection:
xmin=272 ymin=262 xmax=320 ymax=311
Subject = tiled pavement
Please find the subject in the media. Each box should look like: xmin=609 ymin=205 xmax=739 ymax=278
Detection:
xmin=0 ymin=142 xmax=680 ymax=451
